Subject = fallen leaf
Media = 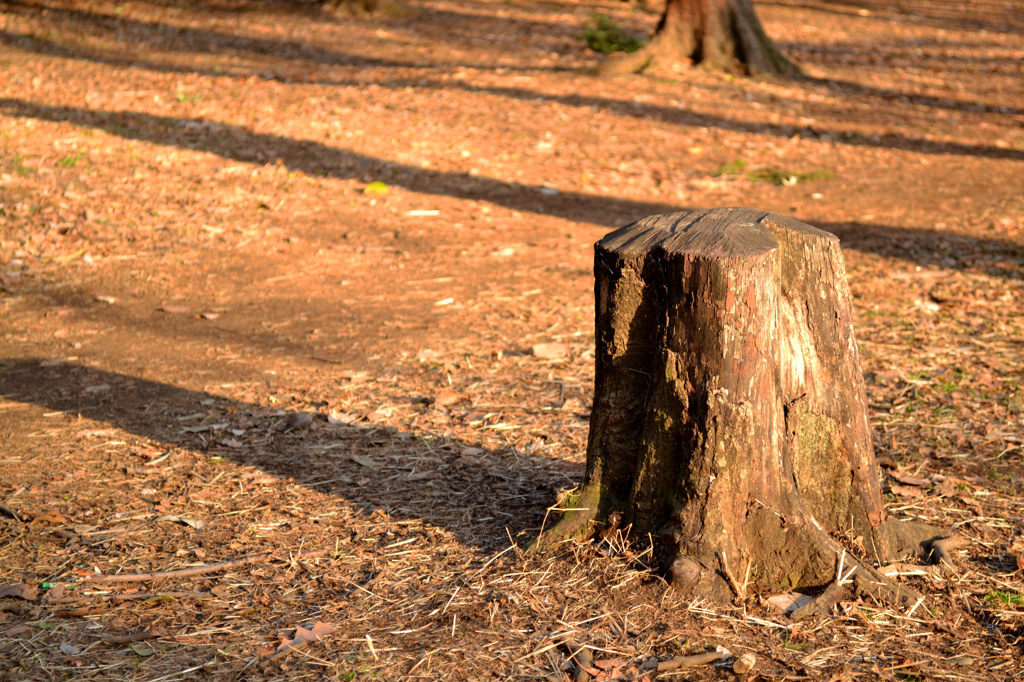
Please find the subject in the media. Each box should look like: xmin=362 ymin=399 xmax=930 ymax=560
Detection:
xmin=159 ymin=305 xmax=191 ymax=314
xmin=59 ymin=643 xmax=79 ymax=655
xmin=219 ymin=438 xmax=244 ymax=448
xmin=4 ymin=625 xmax=32 ymax=637
xmin=327 ymin=411 xmax=360 ymax=425
xmin=50 ymin=246 xmax=88 ymax=264
xmin=560 ymin=397 xmax=585 ymax=413
xmin=76 ymin=429 xmax=117 ymax=437
xmin=456 ymin=453 xmax=482 ymax=467
xmin=895 ymin=475 xmax=931 ymax=487
xmin=766 ymin=592 xmax=812 ymax=613
xmin=129 ymin=642 xmax=155 ymax=656
xmin=211 ymin=586 xmax=231 ymax=598
xmin=362 ymin=181 xmax=388 ymax=196
xmin=0 ymin=583 xmax=38 ymax=601
xmin=155 ymin=515 xmax=207 ymax=530
xmin=934 ymin=478 xmax=958 ymax=497
xmin=891 ymin=485 xmax=924 ymax=498
xmin=200 ymin=312 xmax=220 ymax=320
xmin=84 ymin=384 xmax=110 ymax=393
xmin=94 ymin=295 xmax=116 ymax=304
xmin=351 ymin=455 xmax=382 ymax=468
xmin=434 ymin=389 xmax=464 ymax=406
xmin=532 ymin=342 xmax=568 ymax=359
xmin=31 ymin=511 xmax=67 ymax=525
xmin=275 ymin=621 xmax=336 ymax=656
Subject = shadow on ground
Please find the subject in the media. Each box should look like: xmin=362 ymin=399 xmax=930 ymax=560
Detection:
xmin=3 ymin=97 xmax=1022 ymax=281
xmin=0 ymin=359 xmax=578 ymax=553
xmin=4 ymin=3 xmax=1023 ymax=152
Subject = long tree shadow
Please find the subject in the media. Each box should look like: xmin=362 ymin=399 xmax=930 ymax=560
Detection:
xmin=822 ymin=221 xmax=1024 ymax=282
xmin=0 ymin=1 xmax=578 ymax=75
xmin=375 ymin=80 xmax=1024 ymax=161
xmin=6 ymin=3 xmax=1022 ymax=126
xmin=0 ymin=97 xmax=681 ymax=228
xmin=805 ymin=74 xmax=1024 ymax=118
xmin=0 ymin=16 xmax=423 ymax=71
xmin=3 ymin=97 xmax=1022 ymax=281
xmin=763 ymin=0 xmax=1024 ymax=35
xmin=0 ymin=359 xmax=578 ymax=552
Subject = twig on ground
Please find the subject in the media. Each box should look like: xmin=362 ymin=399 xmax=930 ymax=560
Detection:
xmin=564 ymin=641 xmax=594 ymax=682
xmin=44 ymin=591 xmax=211 ymax=604
xmin=51 ymin=529 xmax=79 ymax=544
xmin=0 ymin=505 xmax=28 ymax=522
xmin=657 ymin=647 xmax=729 ymax=672
xmin=77 ymin=549 xmax=328 ymax=583
xmin=718 ymin=551 xmax=745 ymax=600
xmin=878 ymin=563 xmax=944 ymax=579
xmin=102 ymin=629 xmax=163 ymax=644
xmin=0 ymin=603 xmax=31 ymax=613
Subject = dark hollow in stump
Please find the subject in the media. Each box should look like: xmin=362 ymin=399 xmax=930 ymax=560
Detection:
xmin=544 ymin=208 xmax=942 ymax=603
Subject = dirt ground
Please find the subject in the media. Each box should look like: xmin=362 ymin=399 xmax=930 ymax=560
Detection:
xmin=0 ymin=0 xmax=1022 ymax=679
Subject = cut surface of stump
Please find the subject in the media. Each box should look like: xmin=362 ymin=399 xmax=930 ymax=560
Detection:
xmin=543 ymin=208 xmax=944 ymax=603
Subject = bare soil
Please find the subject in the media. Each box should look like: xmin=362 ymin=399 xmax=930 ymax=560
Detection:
xmin=0 ymin=0 xmax=1022 ymax=679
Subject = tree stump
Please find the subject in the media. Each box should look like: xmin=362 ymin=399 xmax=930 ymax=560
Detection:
xmin=544 ymin=208 xmax=941 ymax=603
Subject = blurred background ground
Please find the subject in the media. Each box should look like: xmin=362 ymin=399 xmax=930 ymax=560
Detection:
xmin=0 ymin=0 xmax=1022 ymax=679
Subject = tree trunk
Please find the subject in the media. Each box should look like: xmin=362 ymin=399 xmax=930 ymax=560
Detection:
xmin=542 ymin=208 xmax=942 ymax=603
xmin=602 ymin=0 xmax=799 ymax=77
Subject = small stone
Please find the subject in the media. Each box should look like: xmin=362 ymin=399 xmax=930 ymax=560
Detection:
xmin=732 ymin=653 xmax=756 ymax=674
xmin=668 ymin=557 xmax=702 ymax=587
xmin=532 ymin=342 xmax=568 ymax=360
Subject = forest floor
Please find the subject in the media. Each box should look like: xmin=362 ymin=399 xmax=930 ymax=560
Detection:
xmin=0 ymin=0 xmax=1023 ymax=679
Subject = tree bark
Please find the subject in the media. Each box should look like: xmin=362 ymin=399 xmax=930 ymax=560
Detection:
xmin=601 ymin=0 xmax=799 ymax=77
xmin=542 ymin=208 xmax=941 ymax=603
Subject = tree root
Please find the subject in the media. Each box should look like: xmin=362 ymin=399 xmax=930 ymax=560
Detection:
xmin=77 ymin=549 xmax=327 ymax=583
xmin=928 ymin=536 xmax=965 ymax=572
xmin=595 ymin=47 xmax=657 ymax=76
xmin=790 ymin=582 xmax=846 ymax=621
